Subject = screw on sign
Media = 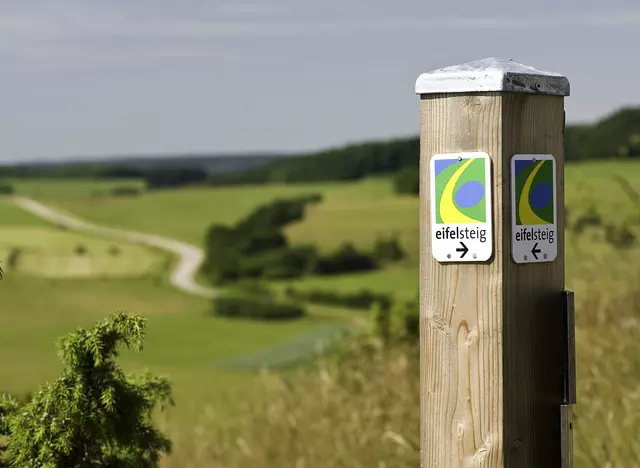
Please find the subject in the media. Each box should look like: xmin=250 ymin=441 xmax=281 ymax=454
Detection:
xmin=511 ymin=154 xmax=558 ymax=264
xmin=429 ymin=152 xmax=493 ymax=263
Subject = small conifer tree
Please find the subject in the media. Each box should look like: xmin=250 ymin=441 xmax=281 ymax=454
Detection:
xmin=2 ymin=312 xmax=173 ymax=467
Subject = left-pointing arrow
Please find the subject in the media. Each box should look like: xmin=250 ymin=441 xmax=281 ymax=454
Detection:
xmin=531 ymin=243 xmax=541 ymax=260
xmin=456 ymin=242 xmax=469 ymax=259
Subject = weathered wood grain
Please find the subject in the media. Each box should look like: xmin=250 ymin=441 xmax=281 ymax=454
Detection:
xmin=419 ymin=93 xmax=565 ymax=468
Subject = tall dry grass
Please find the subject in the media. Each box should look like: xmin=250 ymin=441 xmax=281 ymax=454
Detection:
xmin=572 ymin=266 xmax=640 ymax=467
xmin=160 ymin=265 xmax=640 ymax=468
xmin=162 ymin=339 xmax=420 ymax=468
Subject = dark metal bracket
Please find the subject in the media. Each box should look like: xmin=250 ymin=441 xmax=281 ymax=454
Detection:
xmin=561 ymin=290 xmax=576 ymax=468
xmin=563 ymin=290 xmax=577 ymax=404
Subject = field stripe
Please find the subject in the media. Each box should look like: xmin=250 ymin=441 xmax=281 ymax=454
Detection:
xmin=217 ymin=323 xmax=361 ymax=371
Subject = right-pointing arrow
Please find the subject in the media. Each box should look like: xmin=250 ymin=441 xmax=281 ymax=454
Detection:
xmin=531 ymin=243 xmax=541 ymax=260
xmin=456 ymin=242 xmax=469 ymax=259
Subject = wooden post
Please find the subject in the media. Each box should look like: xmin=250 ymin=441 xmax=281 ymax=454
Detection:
xmin=416 ymin=58 xmax=571 ymax=467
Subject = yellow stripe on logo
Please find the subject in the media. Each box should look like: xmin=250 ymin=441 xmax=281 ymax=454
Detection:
xmin=440 ymin=158 xmax=478 ymax=224
xmin=519 ymin=160 xmax=547 ymax=225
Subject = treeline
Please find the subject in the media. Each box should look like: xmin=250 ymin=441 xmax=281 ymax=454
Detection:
xmin=2 ymin=107 xmax=639 ymax=191
xmin=209 ymin=107 xmax=640 ymax=188
xmin=0 ymin=154 xmax=282 ymax=180
xmin=200 ymin=195 xmax=405 ymax=285
xmin=209 ymin=137 xmax=420 ymax=186
xmin=0 ymin=164 xmax=210 ymax=190
xmin=565 ymin=108 xmax=640 ymax=160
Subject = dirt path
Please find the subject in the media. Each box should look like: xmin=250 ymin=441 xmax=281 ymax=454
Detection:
xmin=12 ymin=197 xmax=216 ymax=299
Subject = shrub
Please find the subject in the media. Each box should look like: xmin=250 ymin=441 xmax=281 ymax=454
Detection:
xmin=213 ymin=295 xmax=306 ymax=321
xmin=201 ymin=225 xmax=242 ymax=284
xmin=239 ymin=245 xmax=318 ymax=280
xmin=605 ymin=223 xmax=636 ymax=248
xmin=111 ymin=185 xmax=141 ymax=197
xmin=0 ymin=182 xmax=14 ymax=195
xmin=393 ymin=166 xmax=419 ymax=196
xmin=236 ymin=228 xmax=288 ymax=256
xmin=315 ymin=243 xmax=377 ymax=275
xmin=201 ymin=195 xmax=376 ymax=285
xmin=236 ymin=196 xmax=317 ymax=232
xmin=233 ymin=280 xmax=274 ymax=298
xmin=1 ymin=312 xmax=173 ymax=467
xmin=74 ymin=244 xmax=87 ymax=256
xmin=572 ymin=207 xmax=603 ymax=234
xmin=373 ymin=234 xmax=405 ymax=263
xmin=201 ymin=252 xmax=240 ymax=285
xmin=370 ymin=295 xmax=419 ymax=344
xmin=299 ymin=193 xmax=324 ymax=205
xmin=7 ymin=248 xmax=21 ymax=269
xmin=285 ymin=287 xmax=392 ymax=310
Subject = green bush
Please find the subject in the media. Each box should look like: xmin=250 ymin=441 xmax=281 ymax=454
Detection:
xmin=315 ymin=243 xmax=377 ymax=275
xmin=0 ymin=312 xmax=173 ymax=467
xmin=0 ymin=182 xmax=14 ymax=195
xmin=239 ymin=245 xmax=318 ymax=280
xmin=605 ymin=224 xmax=636 ymax=248
xmin=572 ymin=207 xmax=603 ymax=234
xmin=372 ymin=234 xmax=405 ymax=263
xmin=236 ymin=228 xmax=288 ymax=256
xmin=202 ymin=196 xmax=322 ymax=284
xmin=213 ymin=295 xmax=306 ymax=321
xmin=285 ymin=287 xmax=392 ymax=310
xmin=110 ymin=185 xmax=142 ymax=197
xmin=370 ymin=295 xmax=419 ymax=344
xmin=392 ymin=166 xmax=419 ymax=196
xmin=232 ymin=280 xmax=274 ymax=298
xmin=236 ymin=195 xmax=320 ymax=232
xmin=6 ymin=248 xmax=21 ymax=269
xmin=201 ymin=195 xmax=382 ymax=285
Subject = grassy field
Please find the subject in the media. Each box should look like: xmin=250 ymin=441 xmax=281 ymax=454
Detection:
xmin=0 ymin=196 xmax=358 ymax=427
xmin=11 ymin=177 xmax=420 ymax=261
xmin=0 ymin=273 xmax=356 ymax=423
xmin=5 ymin=159 xmax=640 ymax=466
xmin=12 ymin=158 xmax=640 ymax=272
xmin=0 ymin=198 xmax=165 ymax=278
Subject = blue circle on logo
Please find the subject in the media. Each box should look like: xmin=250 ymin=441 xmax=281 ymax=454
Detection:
xmin=530 ymin=182 xmax=552 ymax=209
xmin=455 ymin=181 xmax=484 ymax=208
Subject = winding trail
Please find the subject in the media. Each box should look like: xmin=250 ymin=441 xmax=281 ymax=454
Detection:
xmin=12 ymin=196 xmax=216 ymax=299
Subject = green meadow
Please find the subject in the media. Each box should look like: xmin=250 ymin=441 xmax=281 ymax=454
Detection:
xmin=0 ymin=199 xmax=165 ymax=279
xmin=12 ymin=177 xmax=419 ymax=260
xmin=12 ymin=158 xmax=640 ymax=287
xmin=0 ymin=197 xmax=357 ymax=427
xmin=3 ymin=158 xmax=640 ymax=466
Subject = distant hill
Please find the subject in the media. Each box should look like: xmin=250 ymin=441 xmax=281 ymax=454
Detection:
xmin=0 ymin=153 xmax=287 ymax=179
xmin=209 ymin=138 xmax=420 ymax=186
xmin=209 ymin=106 xmax=640 ymax=187
xmin=2 ymin=106 xmax=639 ymax=186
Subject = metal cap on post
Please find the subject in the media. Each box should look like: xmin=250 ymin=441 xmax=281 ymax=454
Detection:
xmin=415 ymin=57 xmax=570 ymax=96
xmin=416 ymin=58 xmax=571 ymax=467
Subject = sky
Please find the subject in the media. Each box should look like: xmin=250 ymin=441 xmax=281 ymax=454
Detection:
xmin=0 ymin=0 xmax=638 ymax=162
